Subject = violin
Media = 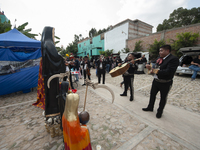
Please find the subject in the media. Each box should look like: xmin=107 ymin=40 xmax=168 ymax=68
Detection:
xmin=86 ymin=68 xmax=91 ymax=76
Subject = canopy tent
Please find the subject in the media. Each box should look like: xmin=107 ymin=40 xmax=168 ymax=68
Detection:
xmin=0 ymin=28 xmax=41 ymax=51
xmin=0 ymin=28 xmax=41 ymax=95
xmin=0 ymin=48 xmax=41 ymax=61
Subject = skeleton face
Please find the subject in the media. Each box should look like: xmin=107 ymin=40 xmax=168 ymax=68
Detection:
xmin=52 ymin=28 xmax=55 ymax=44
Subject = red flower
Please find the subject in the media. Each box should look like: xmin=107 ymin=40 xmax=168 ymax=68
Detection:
xmin=69 ymin=88 xmax=77 ymax=93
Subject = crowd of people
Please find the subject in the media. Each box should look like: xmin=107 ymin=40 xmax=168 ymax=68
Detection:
xmin=63 ymin=45 xmax=200 ymax=119
xmin=64 ymin=54 xmax=124 ymax=86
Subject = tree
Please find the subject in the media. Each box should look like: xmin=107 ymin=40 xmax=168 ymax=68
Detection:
xmin=97 ymin=28 xmax=107 ymax=35
xmin=99 ymin=49 xmax=113 ymax=57
xmin=88 ymin=27 xmax=108 ymax=38
xmin=0 ymin=18 xmax=11 ymax=33
xmin=134 ymin=40 xmax=143 ymax=52
xmin=148 ymin=39 xmax=166 ymax=60
xmin=89 ymin=28 xmax=97 ymax=38
xmin=59 ymin=47 xmax=68 ymax=57
xmin=0 ymin=19 xmax=39 ymax=39
xmin=99 ymin=51 xmax=106 ymax=56
xmin=63 ymin=34 xmax=82 ymax=56
xmin=170 ymin=32 xmax=199 ymax=57
xmin=121 ymin=47 xmax=130 ymax=53
xmin=157 ymin=7 xmax=200 ymax=32
xmin=16 ymin=22 xmax=38 ymax=39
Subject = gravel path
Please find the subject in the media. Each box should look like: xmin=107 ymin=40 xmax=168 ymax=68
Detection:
xmin=0 ymin=68 xmax=199 ymax=150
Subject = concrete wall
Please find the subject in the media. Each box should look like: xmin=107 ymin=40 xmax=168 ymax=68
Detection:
xmin=127 ymin=23 xmax=200 ymax=52
xmin=105 ymin=22 xmax=129 ymax=54
xmin=128 ymin=21 xmax=152 ymax=39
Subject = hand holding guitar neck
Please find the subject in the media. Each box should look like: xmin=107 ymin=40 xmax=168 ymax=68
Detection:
xmin=118 ymin=58 xmax=139 ymax=67
xmin=146 ymin=64 xmax=159 ymax=74
xmin=130 ymin=59 xmax=135 ymax=64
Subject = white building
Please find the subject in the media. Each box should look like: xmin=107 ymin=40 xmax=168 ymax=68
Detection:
xmin=104 ymin=19 xmax=153 ymax=59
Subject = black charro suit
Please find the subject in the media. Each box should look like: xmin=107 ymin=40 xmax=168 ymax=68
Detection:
xmin=82 ymin=60 xmax=91 ymax=81
xmin=146 ymin=54 xmax=179 ymax=115
xmin=97 ymin=58 xmax=107 ymax=84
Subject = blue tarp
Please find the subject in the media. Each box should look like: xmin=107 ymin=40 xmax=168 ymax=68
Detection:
xmin=0 ymin=28 xmax=41 ymax=49
xmin=0 ymin=65 xmax=39 ymax=95
xmin=0 ymin=28 xmax=41 ymax=95
xmin=0 ymin=48 xmax=41 ymax=61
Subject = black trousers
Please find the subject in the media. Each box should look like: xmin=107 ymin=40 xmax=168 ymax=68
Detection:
xmin=98 ymin=69 xmax=105 ymax=84
xmin=147 ymin=79 xmax=172 ymax=112
xmin=123 ymin=76 xmax=134 ymax=98
xmin=63 ymin=73 xmax=74 ymax=89
xmin=83 ymin=69 xmax=91 ymax=80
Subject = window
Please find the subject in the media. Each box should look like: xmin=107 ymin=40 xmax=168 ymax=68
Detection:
xmin=101 ymin=34 xmax=104 ymax=40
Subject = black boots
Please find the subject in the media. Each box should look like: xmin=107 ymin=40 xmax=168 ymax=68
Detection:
xmin=142 ymin=107 xmax=153 ymax=112
xmin=120 ymin=93 xmax=127 ymax=96
xmin=142 ymin=107 xmax=163 ymax=118
xmin=130 ymin=97 xmax=133 ymax=101
xmin=156 ymin=111 xmax=163 ymax=118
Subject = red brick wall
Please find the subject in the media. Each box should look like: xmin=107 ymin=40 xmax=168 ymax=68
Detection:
xmin=127 ymin=23 xmax=200 ymax=51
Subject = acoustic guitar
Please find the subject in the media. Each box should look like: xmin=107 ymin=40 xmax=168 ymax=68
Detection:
xmin=146 ymin=64 xmax=159 ymax=75
xmin=109 ymin=58 xmax=140 ymax=77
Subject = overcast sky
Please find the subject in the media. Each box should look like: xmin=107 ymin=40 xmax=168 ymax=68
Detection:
xmin=0 ymin=0 xmax=199 ymax=47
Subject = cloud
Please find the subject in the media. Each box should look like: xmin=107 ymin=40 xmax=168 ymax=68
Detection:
xmin=0 ymin=0 xmax=192 ymax=47
xmin=116 ymin=0 xmax=188 ymax=31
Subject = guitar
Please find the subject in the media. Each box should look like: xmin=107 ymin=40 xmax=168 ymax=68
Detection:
xmin=109 ymin=58 xmax=140 ymax=77
xmin=146 ymin=63 xmax=159 ymax=74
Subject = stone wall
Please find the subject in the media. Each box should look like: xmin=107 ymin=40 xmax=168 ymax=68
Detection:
xmin=127 ymin=23 xmax=200 ymax=51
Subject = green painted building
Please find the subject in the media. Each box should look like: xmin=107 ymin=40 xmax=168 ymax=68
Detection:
xmin=77 ymin=34 xmax=104 ymax=57
xmin=0 ymin=11 xmax=9 ymax=23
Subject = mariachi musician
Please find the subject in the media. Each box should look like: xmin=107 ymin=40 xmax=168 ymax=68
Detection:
xmin=96 ymin=55 xmax=107 ymax=84
xmin=64 ymin=55 xmax=74 ymax=89
xmin=119 ymin=53 xmax=138 ymax=101
xmin=82 ymin=56 xmax=91 ymax=86
xmin=143 ymin=45 xmax=179 ymax=118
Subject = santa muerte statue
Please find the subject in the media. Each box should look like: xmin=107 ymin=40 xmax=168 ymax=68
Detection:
xmin=33 ymin=26 xmax=66 ymax=137
xmin=34 ymin=26 xmax=115 ymax=150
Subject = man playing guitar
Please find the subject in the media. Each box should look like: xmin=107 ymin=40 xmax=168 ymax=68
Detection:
xmin=119 ymin=53 xmax=138 ymax=101
xmin=142 ymin=45 xmax=179 ymax=118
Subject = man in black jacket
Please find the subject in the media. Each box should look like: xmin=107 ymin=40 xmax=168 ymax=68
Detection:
xmin=73 ymin=56 xmax=80 ymax=82
xmin=82 ymin=56 xmax=91 ymax=86
xmin=120 ymin=53 xmax=138 ymax=101
xmin=142 ymin=45 xmax=179 ymax=118
xmin=97 ymin=55 xmax=106 ymax=84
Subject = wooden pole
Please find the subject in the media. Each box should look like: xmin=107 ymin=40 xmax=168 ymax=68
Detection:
xmin=83 ymin=85 xmax=88 ymax=111
xmin=67 ymin=73 xmax=72 ymax=90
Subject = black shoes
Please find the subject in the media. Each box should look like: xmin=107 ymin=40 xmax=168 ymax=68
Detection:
xmin=142 ymin=107 xmax=163 ymax=118
xmin=142 ymin=107 xmax=153 ymax=112
xmin=130 ymin=97 xmax=133 ymax=101
xmin=82 ymin=84 xmax=86 ymax=86
xmin=120 ymin=93 xmax=127 ymax=96
xmin=156 ymin=111 xmax=163 ymax=118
